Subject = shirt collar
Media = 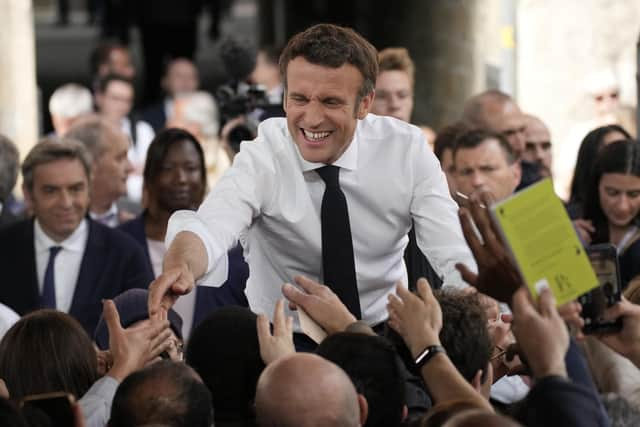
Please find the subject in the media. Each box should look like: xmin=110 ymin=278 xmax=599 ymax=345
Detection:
xmin=34 ymin=218 xmax=88 ymax=253
xmin=296 ymin=120 xmax=361 ymax=173
xmin=89 ymin=203 xmax=118 ymax=223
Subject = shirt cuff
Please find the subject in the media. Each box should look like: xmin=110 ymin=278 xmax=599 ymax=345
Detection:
xmin=166 ymin=210 xmax=229 ymax=288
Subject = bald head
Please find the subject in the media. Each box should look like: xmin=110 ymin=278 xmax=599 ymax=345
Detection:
xmin=522 ymin=114 xmax=552 ymax=177
xmin=256 ymin=353 xmax=364 ymax=427
xmin=462 ymin=90 xmax=526 ymax=157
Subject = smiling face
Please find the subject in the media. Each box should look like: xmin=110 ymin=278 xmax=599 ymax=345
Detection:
xmin=24 ymin=158 xmax=90 ymax=242
xmin=283 ymin=57 xmax=374 ymax=164
xmin=598 ymin=173 xmax=640 ymax=228
xmin=151 ymin=139 xmax=205 ymax=213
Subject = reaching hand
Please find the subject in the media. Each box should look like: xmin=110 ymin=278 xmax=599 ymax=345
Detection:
xmin=281 ymin=276 xmax=357 ymax=335
xmin=455 ymin=192 xmax=523 ymax=304
xmin=511 ymin=287 xmax=569 ymax=379
xmin=597 ymin=297 xmax=640 ymax=368
xmin=148 ymin=264 xmax=195 ymax=317
xmin=257 ymin=299 xmax=295 ymax=365
xmin=103 ymin=300 xmax=173 ymax=382
xmin=387 ymin=278 xmax=442 ymax=357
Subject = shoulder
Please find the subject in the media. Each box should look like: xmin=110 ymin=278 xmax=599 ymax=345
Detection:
xmin=89 ymin=219 xmax=145 ymax=254
xmin=359 ymin=114 xmax=425 ymax=145
xmin=0 ymin=218 xmax=32 ymax=242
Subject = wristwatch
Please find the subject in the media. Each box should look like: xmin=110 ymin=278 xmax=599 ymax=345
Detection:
xmin=414 ymin=344 xmax=446 ymax=369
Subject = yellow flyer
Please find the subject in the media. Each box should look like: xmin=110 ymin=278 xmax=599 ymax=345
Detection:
xmin=490 ymin=178 xmax=598 ymax=305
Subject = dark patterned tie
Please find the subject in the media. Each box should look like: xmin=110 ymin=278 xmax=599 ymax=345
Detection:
xmin=41 ymin=246 xmax=62 ymax=309
xmin=316 ymin=165 xmax=361 ymax=319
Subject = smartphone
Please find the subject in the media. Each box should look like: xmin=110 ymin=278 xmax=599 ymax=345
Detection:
xmin=579 ymin=244 xmax=623 ymax=334
xmin=20 ymin=392 xmax=76 ymax=427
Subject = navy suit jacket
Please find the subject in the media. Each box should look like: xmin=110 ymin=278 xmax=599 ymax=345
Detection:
xmin=0 ymin=218 xmax=154 ymax=334
xmin=118 ymin=213 xmax=249 ymax=332
xmin=141 ymin=103 xmax=167 ymax=132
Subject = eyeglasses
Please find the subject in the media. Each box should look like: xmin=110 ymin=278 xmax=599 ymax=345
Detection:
xmin=594 ymin=91 xmax=619 ymax=102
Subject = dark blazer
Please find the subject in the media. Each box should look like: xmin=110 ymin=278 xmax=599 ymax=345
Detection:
xmin=118 ymin=213 xmax=249 ymax=333
xmin=0 ymin=218 xmax=154 ymax=334
xmin=141 ymin=102 xmax=167 ymax=132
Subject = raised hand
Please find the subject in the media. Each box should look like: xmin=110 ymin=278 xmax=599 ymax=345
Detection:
xmin=511 ymin=287 xmax=569 ymax=379
xmin=282 ymin=275 xmax=357 ymax=335
xmin=456 ymin=191 xmax=523 ymax=304
xmin=103 ymin=299 xmax=173 ymax=382
xmin=387 ymin=278 xmax=442 ymax=357
xmin=257 ymin=299 xmax=295 ymax=365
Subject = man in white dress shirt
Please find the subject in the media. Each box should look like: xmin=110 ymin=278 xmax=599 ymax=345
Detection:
xmin=148 ymin=24 xmax=475 ymax=331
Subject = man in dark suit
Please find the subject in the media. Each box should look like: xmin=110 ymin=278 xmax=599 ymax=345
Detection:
xmin=0 ymin=139 xmax=153 ymax=334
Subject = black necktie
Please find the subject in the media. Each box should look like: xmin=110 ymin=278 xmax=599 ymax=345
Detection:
xmin=41 ymin=246 xmax=62 ymax=309
xmin=316 ymin=166 xmax=361 ymax=319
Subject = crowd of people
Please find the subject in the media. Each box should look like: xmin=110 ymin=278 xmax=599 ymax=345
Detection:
xmin=0 ymin=21 xmax=640 ymax=427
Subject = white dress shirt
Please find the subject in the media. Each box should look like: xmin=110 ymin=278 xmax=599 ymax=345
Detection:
xmin=166 ymin=115 xmax=476 ymax=328
xmin=121 ymin=117 xmax=155 ymax=203
xmin=35 ymin=219 xmax=88 ymax=312
xmin=89 ymin=202 xmax=119 ymax=228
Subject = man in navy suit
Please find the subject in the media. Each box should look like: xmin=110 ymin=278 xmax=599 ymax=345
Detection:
xmin=0 ymin=139 xmax=153 ymax=334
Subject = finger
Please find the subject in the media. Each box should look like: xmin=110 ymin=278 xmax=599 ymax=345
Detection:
xmin=148 ymin=270 xmax=181 ymax=316
xmin=416 ymin=278 xmax=435 ymax=305
xmin=458 ymin=208 xmax=484 ymax=258
xmin=149 ymin=328 xmax=173 ymax=352
xmin=387 ymin=293 xmax=405 ymax=316
xmin=286 ymin=315 xmax=293 ymax=333
xmin=511 ymin=287 xmax=537 ymax=322
xmin=103 ymin=299 xmax=123 ymax=336
xmin=149 ymin=333 xmax=174 ymax=360
xmin=538 ymin=287 xmax=557 ymax=317
xmin=470 ymin=193 xmax=500 ymax=251
xmin=455 ymin=263 xmax=479 ymax=287
xmin=256 ymin=313 xmax=272 ymax=348
xmin=601 ymin=300 xmax=627 ymax=321
xmin=145 ymin=316 xmax=171 ymax=340
xmin=282 ymin=282 xmax=309 ymax=309
xmin=395 ymin=282 xmax=415 ymax=304
xmin=293 ymin=275 xmax=325 ymax=295
xmin=273 ymin=299 xmax=286 ymax=334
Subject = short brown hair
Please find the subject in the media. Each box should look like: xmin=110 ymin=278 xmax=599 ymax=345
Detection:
xmin=378 ymin=47 xmax=415 ymax=89
xmin=22 ymin=138 xmax=92 ymax=190
xmin=279 ymin=23 xmax=378 ymax=101
xmin=453 ymin=128 xmax=517 ymax=165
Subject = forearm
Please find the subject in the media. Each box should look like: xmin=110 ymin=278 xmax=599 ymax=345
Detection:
xmin=163 ymin=231 xmax=208 ymax=280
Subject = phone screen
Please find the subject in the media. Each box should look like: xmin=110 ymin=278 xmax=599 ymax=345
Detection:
xmin=579 ymin=244 xmax=623 ymax=334
xmin=21 ymin=393 xmax=75 ymax=427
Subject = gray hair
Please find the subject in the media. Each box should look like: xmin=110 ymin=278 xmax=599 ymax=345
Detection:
xmin=177 ymin=91 xmax=220 ymax=138
xmin=66 ymin=114 xmax=123 ymax=161
xmin=22 ymin=138 xmax=92 ymax=190
xmin=48 ymin=83 xmax=93 ymax=118
xmin=0 ymin=135 xmax=19 ymax=202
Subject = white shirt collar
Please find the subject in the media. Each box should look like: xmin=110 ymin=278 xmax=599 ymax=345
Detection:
xmin=89 ymin=203 xmax=118 ymax=223
xmin=34 ymin=218 xmax=88 ymax=253
xmin=296 ymin=119 xmax=361 ymax=173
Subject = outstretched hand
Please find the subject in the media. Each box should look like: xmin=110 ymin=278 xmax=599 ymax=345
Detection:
xmin=281 ymin=275 xmax=357 ymax=335
xmin=104 ymin=300 xmax=173 ymax=382
xmin=148 ymin=264 xmax=195 ymax=317
xmin=257 ymin=299 xmax=295 ymax=365
xmin=456 ymin=191 xmax=523 ymax=304
xmin=387 ymin=278 xmax=442 ymax=357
